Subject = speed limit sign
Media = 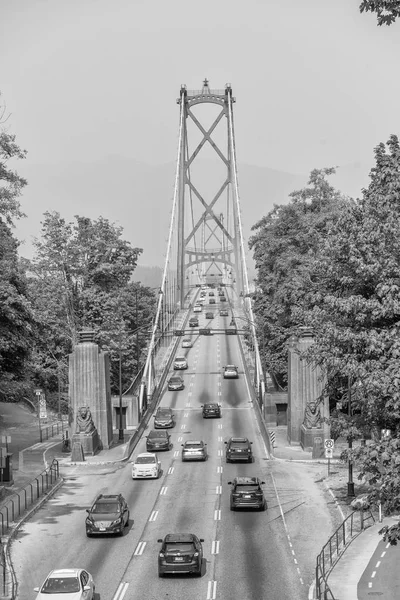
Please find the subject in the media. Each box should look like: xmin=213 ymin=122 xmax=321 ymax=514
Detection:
xmin=324 ymin=439 xmax=334 ymax=450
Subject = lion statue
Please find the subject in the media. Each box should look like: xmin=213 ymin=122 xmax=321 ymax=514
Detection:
xmin=303 ymin=400 xmax=322 ymax=429
xmin=75 ymin=406 xmax=96 ymax=434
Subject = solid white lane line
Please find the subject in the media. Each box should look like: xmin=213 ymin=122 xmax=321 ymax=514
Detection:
xmin=113 ymin=582 xmax=129 ymax=600
xmin=168 ymin=467 xmax=174 ymax=474
xmin=207 ymin=580 xmax=217 ymax=600
xmin=149 ymin=511 xmax=158 ymax=522
xmin=216 ymin=485 xmax=222 ymax=494
xmin=211 ymin=540 xmax=220 ymax=555
xmin=214 ymin=510 xmax=221 ymax=520
xmin=160 ymin=487 xmax=168 ymax=495
xmin=134 ymin=541 xmax=146 ymax=555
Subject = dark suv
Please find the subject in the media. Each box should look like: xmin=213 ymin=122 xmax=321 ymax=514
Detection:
xmin=157 ymin=533 xmax=204 ymax=577
xmin=154 ymin=407 xmax=175 ymax=428
xmin=189 ymin=317 xmax=199 ymax=327
xmin=228 ymin=477 xmax=267 ymax=511
xmin=202 ymin=402 xmax=221 ymax=418
xmin=146 ymin=429 xmax=171 ymax=452
xmin=225 ymin=437 xmax=253 ymax=463
xmin=85 ymin=493 xmax=130 ymax=537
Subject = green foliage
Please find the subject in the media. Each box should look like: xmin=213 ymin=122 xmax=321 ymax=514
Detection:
xmin=359 ymin=0 xmax=400 ymax=26
xmin=249 ymin=168 xmax=348 ymax=387
xmin=0 ymin=114 xmax=27 ymax=226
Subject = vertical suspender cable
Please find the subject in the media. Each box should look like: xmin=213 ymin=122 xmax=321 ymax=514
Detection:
xmin=144 ymin=91 xmax=186 ymax=391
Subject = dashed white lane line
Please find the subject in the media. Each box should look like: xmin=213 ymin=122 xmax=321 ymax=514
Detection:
xmin=134 ymin=541 xmax=146 ymax=555
xmin=217 ymin=466 xmax=223 ymax=473
xmin=218 ymin=436 xmax=223 ymax=442
xmin=216 ymin=485 xmax=222 ymax=494
xmin=207 ymin=580 xmax=217 ymax=600
xmin=149 ymin=511 xmax=158 ymax=522
xmin=184 ymin=412 xmax=189 ymax=417
xmin=211 ymin=540 xmax=220 ymax=555
xmin=113 ymin=582 xmax=129 ymax=600
xmin=218 ymin=423 xmax=222 ymax=429
xmin=174 ymin=450 xmax=180 ymax=457
xmin=181 ymin=423 xmax=186 ymax=429
xmin=178 ymin=436 xmax=183 ymax=442
xmin=271 ymin=472 xmax=304 ymax=586
xmin=167 ymin=467 xmax=174 ymax=474
xmin=218 ymin=449 xmax=223 ymax=457
xmin=381 ymin=551 xmax=386 ymax=558
xmin=375 ymin=560 xmax=381 ymax=568
xmin=160 ymin=486 xmax=168 ymax=495
xmin=371 ymin=571 xmax=376 ymax=578
xmin=214 ymin=510 xmax=221 ymax=520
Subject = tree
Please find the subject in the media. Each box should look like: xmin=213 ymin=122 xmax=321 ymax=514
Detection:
xmin=359 ymin=1 xmax=400 ymax=26
xmin=249 ymin=168 xmax=349 ymax=388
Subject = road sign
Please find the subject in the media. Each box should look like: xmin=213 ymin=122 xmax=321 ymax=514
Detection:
xmin=324 ymin=439 xmax=334 ymax=449
xmin=325 ymin=448 xmax=333 ymax=459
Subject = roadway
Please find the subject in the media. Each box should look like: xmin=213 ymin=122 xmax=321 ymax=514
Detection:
xmin=10 ymin=298 xmax=334 ymax=600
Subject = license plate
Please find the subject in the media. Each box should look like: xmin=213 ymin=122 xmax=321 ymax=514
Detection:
xmin=174 ymin=556 xmax=184 ymax=561
xmin=99 ymin=527 xmax=106 ymax=531
xmin=244 ymin=495 xmax=251 ymax=498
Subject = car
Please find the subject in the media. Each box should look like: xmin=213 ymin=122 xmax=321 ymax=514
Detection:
xmin=154 ymin=407 xmax=175 ymax=428
xmin=181 ymin=440 xmax=207 ymax=461
xmin=220 ymin=309 xmax=229 ymax=316
xmin=209 ymin=298 xmax=216 ymax=304
xmin=193 ymin=305 xmax=202 ymax=313
xmin=157 ymin=533 xmax=204 ymax=577
xmin=223 ymin=365 xmax=239 ymax=378
xmin=34 ymin=569 xmax=95 ymax=600
xmin=202 ymin=402 xmax=221 ymax=418
xmin=228 ymin=477 xmax=267 ymax=511
xmin=146 ymin=429 xmax=171 ymax=452
xmin=225 ymin=437 xmax=253 ymax=463
xmin=189 ymin=317 xmax=199 ymax=327
xmin=132 ymin=452 xmax=161 ymax=479
xmin=218 ymin=291 xmax=224 ymax=296
xmin=220 ymin=296 xmax=227 ymax=302
xmin=85 ymin=493 xmax=130 ymax=537
xmin=205 ymin=312 xmax=214 ymax=319
xmin=168 ymin=375 xmax=184 ymax=391
xmin=182 ymin=337 xmax=193 ymax=348
xmin=209 ymin=292 xmax=215 ymax=297
xmin=174 ymin=356 xmax=188 ymax=370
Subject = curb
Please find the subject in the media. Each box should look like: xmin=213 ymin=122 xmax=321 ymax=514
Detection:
xmin=1 ymin=478 xmax=64 ymax=600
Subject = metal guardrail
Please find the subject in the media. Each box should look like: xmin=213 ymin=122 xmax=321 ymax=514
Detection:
xmin=315 ymin=509 xmax=375 ymax=599
xmin=39 ymin=420 xmax=66 ymax=443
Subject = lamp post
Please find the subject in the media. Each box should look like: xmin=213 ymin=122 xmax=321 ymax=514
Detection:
xmin=118 ymin=332 xmax=124 ymax=441
xmin=347 ymin=376 xmax=355 ymax=497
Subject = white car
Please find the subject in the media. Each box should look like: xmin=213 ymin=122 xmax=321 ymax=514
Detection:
xmin=34 ymin=569 xmax=95 ymax=600
xmin=182 ymin=338 xmax=193 ymax=348
xmin=193 ymin=305 xmax=202 ymax=313
xmin=174 ymin=356 xmax=188 ymax=370
xmin=132 ymin=453 xmax=161 ymax=479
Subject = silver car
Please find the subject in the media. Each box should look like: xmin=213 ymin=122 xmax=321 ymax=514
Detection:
xmin=181 ymin=440 xmax=208 ymax=461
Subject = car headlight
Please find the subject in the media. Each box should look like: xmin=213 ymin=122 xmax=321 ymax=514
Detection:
xmin=193 ymin=552 xmax=199 ymax=557
xmin=85 ymin=518 xmax=93 ymax=525
xmin=111 ymin=517 xmax=123 ymax=526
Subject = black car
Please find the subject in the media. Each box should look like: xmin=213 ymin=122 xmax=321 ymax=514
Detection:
xmin=85 ymin=493 xmax=130 ymax=537
xmin=146 ymin=429 xmax=171 ymax=452
xmin=154 ymin=407 xmax=175 ymax=429
xmin=220 ymin=296 xmax=227 ymax=302
xmin=228 ymin=477 xmax=267 ymax=511
xmin=209 ymin=298 xmax=216 ymax=304
xmin=168 ymin=375 xmax=184 ymax=391
xmin=202 ymin=402 xmax=221 ymax=418
xmin=189 ymin=317 xmax=199 ymax=327
xmin=157 ymin=533 xmax=204 ymax=577
xmin=205 ymin=312 xmax=214 ymax=319
xmin=225 ymin=437 xmax=253 ymax=463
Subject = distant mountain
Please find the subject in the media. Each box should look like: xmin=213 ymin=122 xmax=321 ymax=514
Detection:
xmin=14 ymin=156 xmax=372 ymax=269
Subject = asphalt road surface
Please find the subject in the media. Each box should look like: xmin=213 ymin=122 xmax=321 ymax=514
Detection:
xmin=10 ymin=306 xmax=335 ymax=600
xmin=358 ymin=536 xmax=400 ymax=599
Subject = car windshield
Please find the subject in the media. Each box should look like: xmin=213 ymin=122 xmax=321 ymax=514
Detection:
xmin=205 ymin=404 xmax=218 ymax=408
xmin=157 ymin=410 xmax=171 ymax=417
xmin=185 ymin=442 xmax=202 ymax=448
xmin=165 ymin=543 xmax=195 ymax=552
xmin=92 ymin=502 xmax=120 ymax=513
xmin=170 ymin=377 xmax=181 ymax=383
xmin=231 ymin=442 xmax=248 ymax=449
xmin=136 ymin=456 xmax=155 ymax=464
xmin=236 ymin=485 xmax=259 ymax=492
xmin=41 ymin=577 xmax=80 ymax=594
xmin=149 ymin=431 xmax=167 ymax=438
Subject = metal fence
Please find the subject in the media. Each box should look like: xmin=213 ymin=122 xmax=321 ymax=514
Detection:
xmin=39 ymin=420 xmax=66 ymax=443
xmin=0 ymin=458 xmax=60 ymax=536
xmin=315 ymin=509 xmax=375 ymax=599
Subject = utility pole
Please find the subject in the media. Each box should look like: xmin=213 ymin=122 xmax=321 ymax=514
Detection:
xmin=347 ymin=376 xmax=355 ymax=497
xmin=136 ymin=289 xmax=140 ymax=375
xmin=118 ymin=332 xmax=124 ymax=441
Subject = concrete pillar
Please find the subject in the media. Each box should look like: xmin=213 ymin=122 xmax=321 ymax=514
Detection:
xmin=68 ymin=331 xmax=113 ymax=450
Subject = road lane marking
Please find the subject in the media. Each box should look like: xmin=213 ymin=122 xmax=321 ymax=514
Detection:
xmin=181 ymin=424 xmax=186 ymax=429
xmin=160 ymin=487 xmax=168 ymax=495
xmin=217 ymin=466 xmax=223 ymax=473
xmin=371 ymin=571 xmax=376 ymax=578
xmin=218 ymin=391 xmax=222 ymax=396
xmin=376 ymin=561 xmax=381 ymax=568
xmin=218 ymin=423 xmax=222 ymax=429
xmin=380 ymin=551 xmax=386 ymax=558
xmin=113 ymin=582 xmax=129 ymax=600
xmin=218 ymin=450 xmax=223 ymax=457
xmin=218 ymin=436 xmax=223 ymax=442
xmin=168 ymin=467 xmax=174 ymax=474
xmin=174 ymin=451 xmax=180 ymax=457
xmin=216 ymin=485 xmax=222 ymax=494
xmin=211 ymin=541 xmax=220 ymax=555
xmin=207 ymin=580 xmax=217 ymax=600
xmin=214 ymin=510 xmax=221 ymax=520
xmin=178 ymin=436 xmax=183 ymax=442
xmin=134 ymin=541 xmax=146 ymax=555
xmin=186 ymin=402 xmax=191 ymax=406
xmin=149 ymin=511 xmax=159 ymax=522
xmin=184 ymin=412 xmax=189 ymax=417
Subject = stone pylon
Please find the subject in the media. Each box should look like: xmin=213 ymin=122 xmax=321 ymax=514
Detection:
xmin=68 ymin=331 xmax=113 ymax=449
xmin=287 ymin=327 xmax=330 ymax=447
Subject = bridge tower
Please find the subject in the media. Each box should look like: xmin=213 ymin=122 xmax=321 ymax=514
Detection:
xmin=176 ymin=79 xmax=247 ymax=303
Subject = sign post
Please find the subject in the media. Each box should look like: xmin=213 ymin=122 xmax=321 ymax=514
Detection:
xmin=324 ymin=439 xmax=334 ymax=476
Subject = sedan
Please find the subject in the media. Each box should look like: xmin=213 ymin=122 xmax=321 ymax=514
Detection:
xmin=209 ymin=298 xmax=216 ymax=304
xmin=181 ymin=440 xmax=207 ymax=461
xmin=132 ymin=453 xmax=161 ymax=479
xmin=174 ymin=356 xmax=188 ymax=370
xmin=154 ymin=407 xmax=175 ymax=428
xmin=220 ymin=309 xmax=229 ymax=316
xmin=193 ymin=305 xmax=202 ymax=313
xmin=182 ymin=338 xmax=193 ymax=348
xmin=34 ymin=569 xmax=95 ymax=600
xmin=146 ymin=430 xmax=171 ymax=452
xmin=205 ymin=312 xmax=214 ymax=319
xmin=202 ymin=402 xmax=221 ymax=418
xmin=223 ymin=365 xmax=239 ymax=379
xmin=168 ymin=375 xmax=184 ymax=391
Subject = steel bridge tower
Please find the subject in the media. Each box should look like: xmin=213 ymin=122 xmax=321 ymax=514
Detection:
xmin=176 ymin=79 xmax=247 ymax=302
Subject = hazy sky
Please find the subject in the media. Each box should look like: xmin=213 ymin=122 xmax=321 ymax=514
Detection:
xmin=2 ymin=0 xmax=400 ymax=260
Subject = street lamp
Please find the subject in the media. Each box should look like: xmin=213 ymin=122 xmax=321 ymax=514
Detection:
xmin=347 ymin=376 xmax=355 ymax=497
